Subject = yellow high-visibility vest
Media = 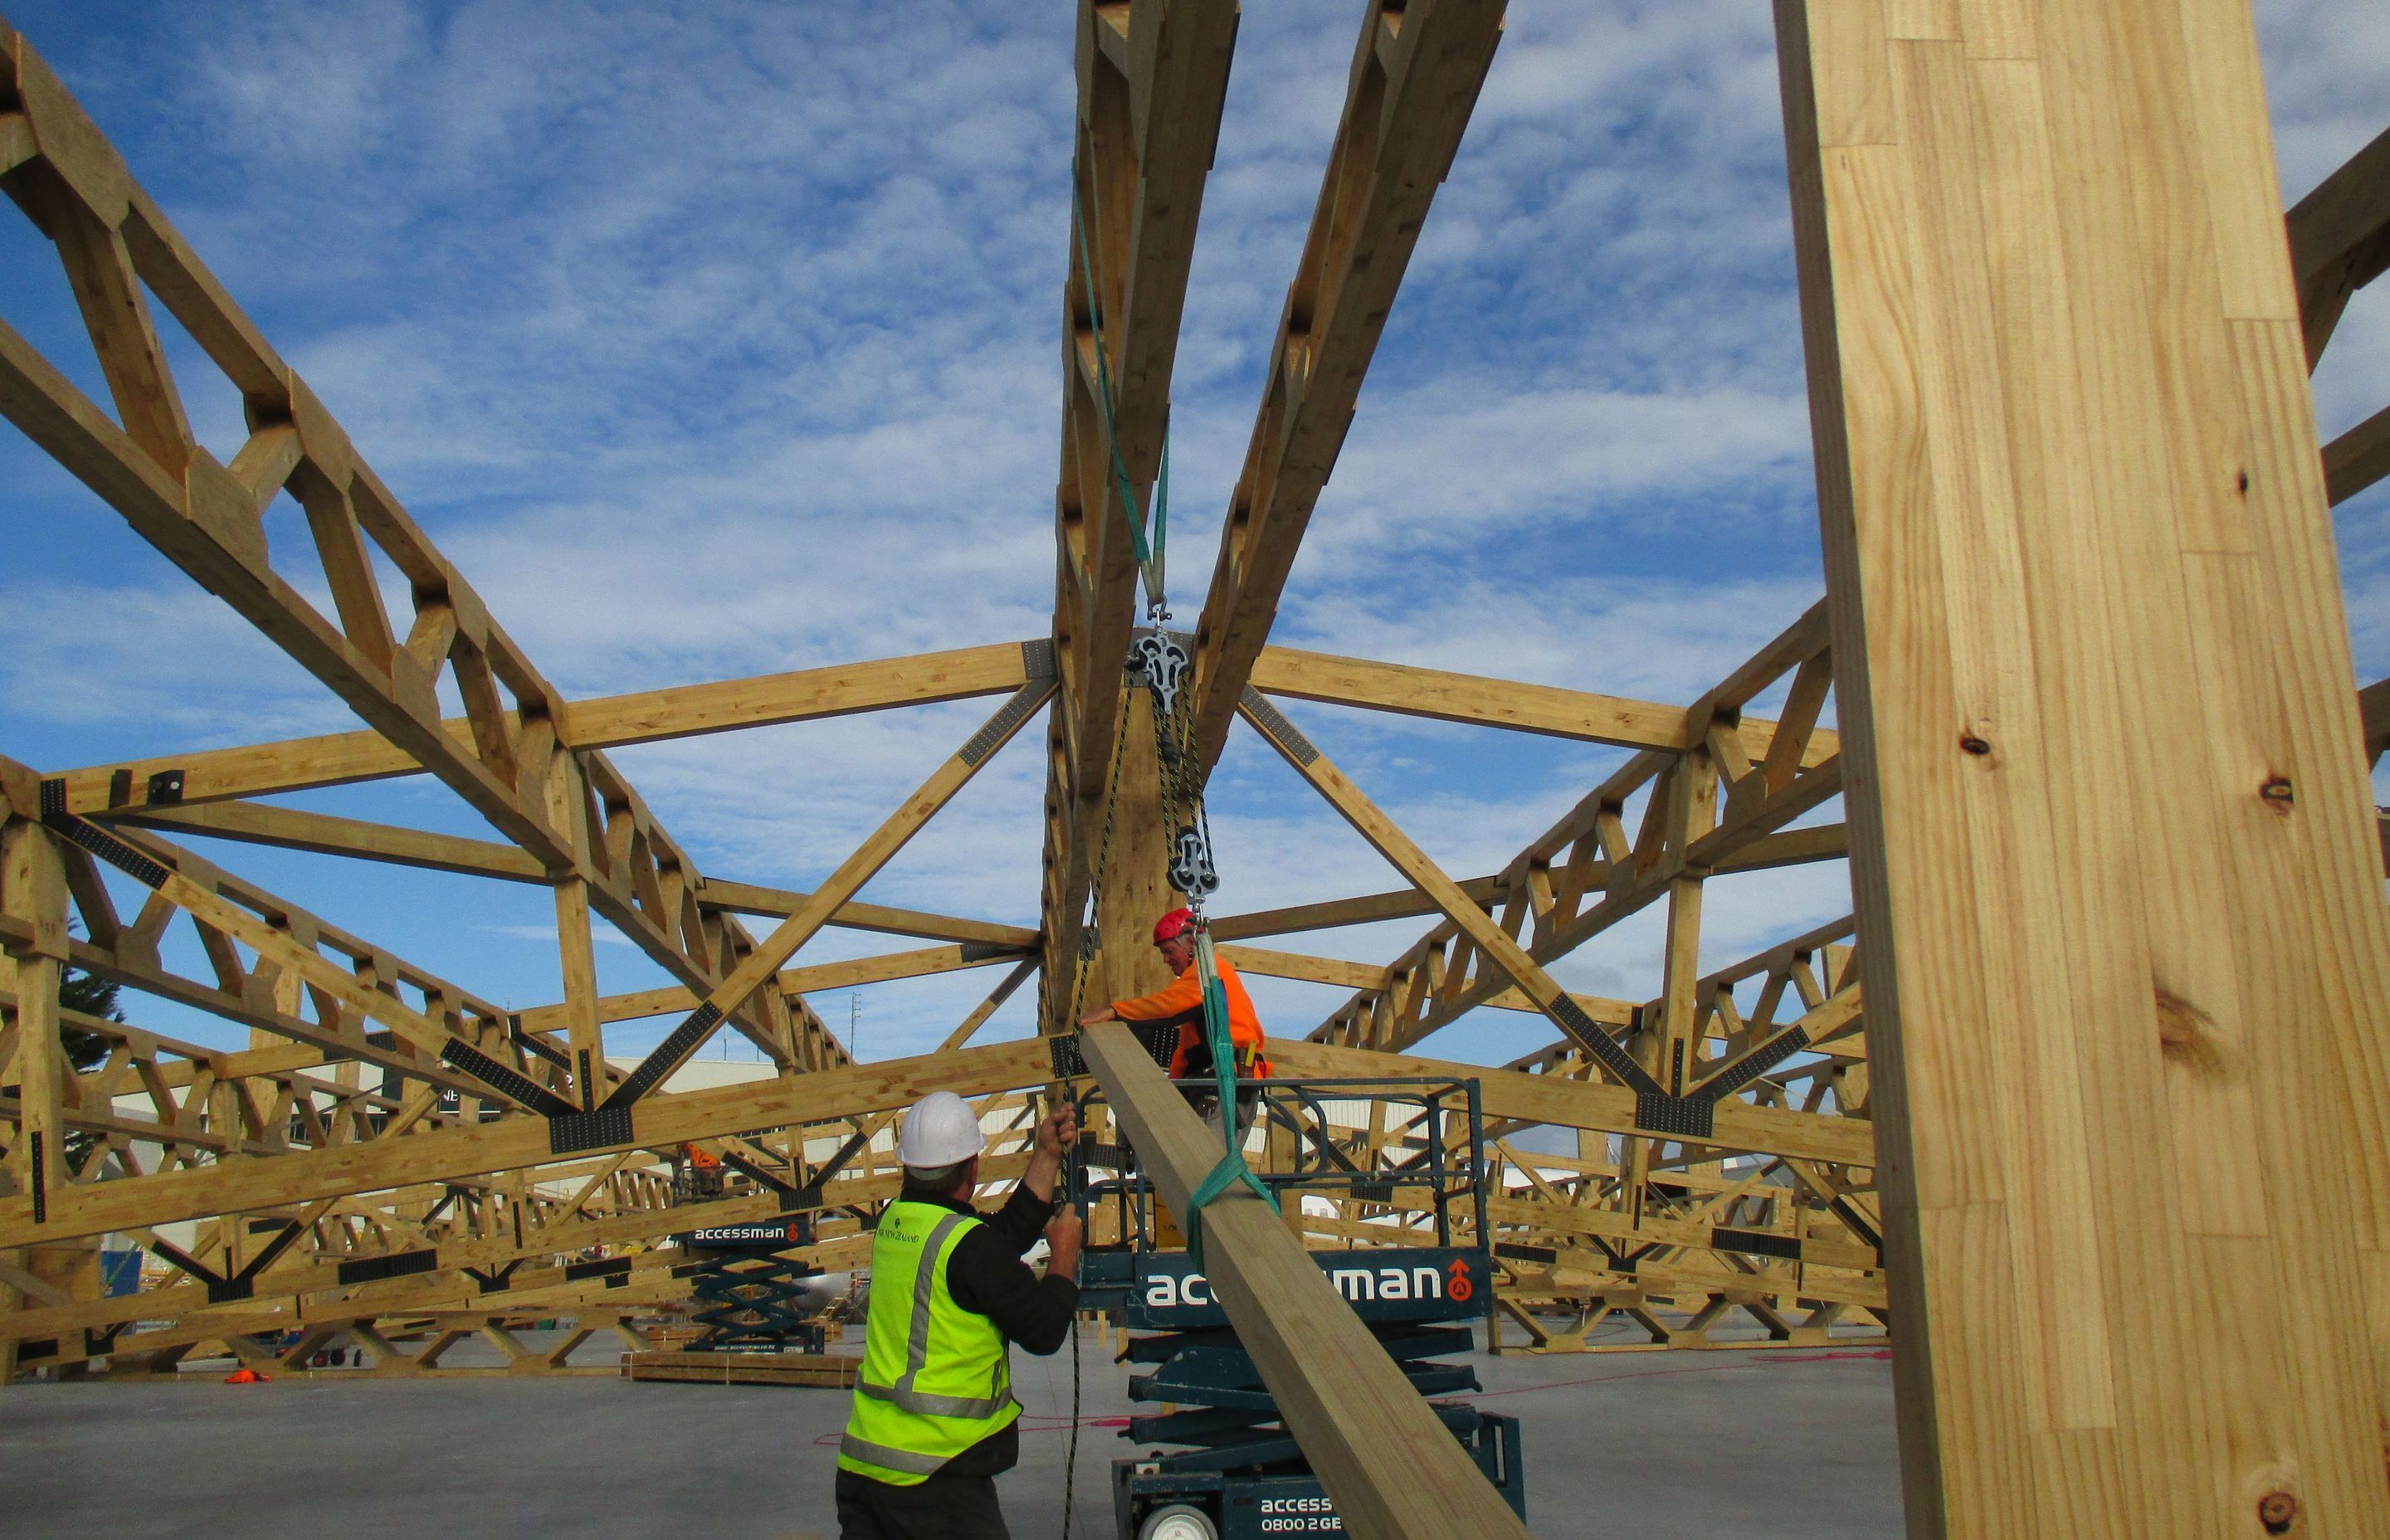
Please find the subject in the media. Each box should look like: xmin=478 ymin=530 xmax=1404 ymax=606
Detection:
xmin=838 ymin=1200 xmax=1021 ymax=1484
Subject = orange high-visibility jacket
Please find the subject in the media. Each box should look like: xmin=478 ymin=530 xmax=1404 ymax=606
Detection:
xmin=1110 ymin=957 xmax=1271 ymax=1079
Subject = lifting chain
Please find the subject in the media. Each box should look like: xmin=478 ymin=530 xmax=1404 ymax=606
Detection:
xmin=1067 ymin=686 xmax=1137 ymax=1033
xmin=1137 ymin=630 xmax=1217 ymax=906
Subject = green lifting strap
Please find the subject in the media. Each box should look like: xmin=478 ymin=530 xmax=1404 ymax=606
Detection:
xmin=1151 ymin=434 xmax=1169 ymax=597
xmin=1069 ymin=161 xmax=1168 ymax=611
xmin=1182 ymin=932 xmax=1276 ymax=1274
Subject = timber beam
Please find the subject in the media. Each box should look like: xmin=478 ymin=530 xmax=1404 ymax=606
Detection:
xmin=44 ymin=641 xmax=1044 ymax=816
xmin=103 ymin=799 xmax=1036 ymax=951
xmin=2288 ymin=124 xmax=2390 ymax=367
xmin=1080 ymin=1023 xmax=1532 ymax=1539
xmin=1183 ymin=0 xmax=1506 ymax=772
xmin=1300 ymin=604 xmax=1841 ymax=1057
xmin=1778 ymin=2 xmax=2390 ymax=1528
xmin=1038 ymin=0 xmax=1240 ymax=1026
xmin=583 ymin=674 xmax=1052 ymax=1118
xmin=1238 ymin=689 xmax=1677 ymax=1104
xmin=509 ymin=942 xmax=1036 ymax=1036
xmin=1251 ymin=644 xmax=1839 ymax=762
xmin=0 ymin=1153 xmax=1022 ymax=1358
xmin=1267 ymin=1038 xmax=1873 ymax=1169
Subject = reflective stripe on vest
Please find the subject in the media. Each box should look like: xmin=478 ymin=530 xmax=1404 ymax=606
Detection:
xmin=836 ymin=1433 xmax=949 ymax=1477
xmin=871 ymin=1211 xmax=1007 ymax=1416
xmin=857 ymin=1377 xmax=1011 ymax=1420
xmin=838 ymin=1200 xmax=1020 ymax=1486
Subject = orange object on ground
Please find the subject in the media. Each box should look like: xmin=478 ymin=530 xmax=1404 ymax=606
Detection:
xmin=1109 ymin=957 xmax=1271 ymax=1079
xmin=222 ymin=1367 xmax=270 ymax=1384
xmin=681 ymin=1143 xmax=721 ymax=1170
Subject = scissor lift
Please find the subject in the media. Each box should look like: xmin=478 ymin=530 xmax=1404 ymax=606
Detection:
xmin=1072 ymin=1075 xmax=1526 ymax=1540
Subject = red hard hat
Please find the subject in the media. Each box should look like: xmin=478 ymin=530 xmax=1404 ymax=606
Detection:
xmin=1153 ymin=907 xmax=1197 ymax=943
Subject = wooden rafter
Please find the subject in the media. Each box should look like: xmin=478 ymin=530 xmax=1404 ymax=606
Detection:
xmin=1183 ymin=1 xmax=1506 ymax=772
xmin=1251 ymin=643 xmax=1841 ymax=759
xmin=0 ymin=39 xmax=828 ymax=1070
xmin=1301 ymin=607 xmax=1841 ymax=1056
xmin=100 ymin=797 xmax=1037 ymax=950
xmin=1038 ymin=0 xmax=1239 ymax=1031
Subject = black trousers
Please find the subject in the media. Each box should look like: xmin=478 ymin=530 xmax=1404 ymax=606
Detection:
xmin=834 ymin=1467 xmax=1011 ymax=1540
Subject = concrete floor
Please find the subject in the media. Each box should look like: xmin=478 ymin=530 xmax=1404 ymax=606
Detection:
xmin=0 ymin=1327 xmax=1905 ymax=1539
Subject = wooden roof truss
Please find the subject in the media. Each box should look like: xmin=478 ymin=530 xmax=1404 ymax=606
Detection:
xmin=4 ymin=2 xmax=2390 ymax=1533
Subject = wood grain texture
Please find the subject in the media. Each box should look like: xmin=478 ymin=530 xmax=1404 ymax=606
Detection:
xmin=1779 ymin=0 xmax=2390 ymax=1531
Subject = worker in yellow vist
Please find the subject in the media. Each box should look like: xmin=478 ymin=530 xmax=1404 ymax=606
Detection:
xmin=1079 ymin=906 xmax=1271 ymax=1138
xmin=836 ymin=1089 xmax=1080 ymax=1538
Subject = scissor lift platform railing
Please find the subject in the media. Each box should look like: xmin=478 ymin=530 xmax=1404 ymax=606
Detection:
xmin=1071 ymin=1076 xmax=1525 ymax=1539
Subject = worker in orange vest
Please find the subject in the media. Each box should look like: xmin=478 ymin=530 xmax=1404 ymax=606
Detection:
xmin=1079 ymin=907 xmax=1271 ymax=1138
xmin=680 ymin=1142 xmax=724 ymax=1198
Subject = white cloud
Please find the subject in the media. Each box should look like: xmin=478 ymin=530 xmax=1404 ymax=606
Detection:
xmin=0 ymin=0 xmax=2373 ymax=1060
xmin=1280 ymin=573 xmax=1825 ymax=708
xmin=485 ymin=923 xmax=637 ymax=950
xmin=0 ymin=581 xmax=350 ymax=746
xmin=1289 ymin=383 xmax=1815 ymax=578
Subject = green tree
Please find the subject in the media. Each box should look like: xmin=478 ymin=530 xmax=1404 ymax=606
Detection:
xmin=58 ymin=964 xmax=118 ymax=1073
xmin=56 ymin=956 xmax=120 ymax=1174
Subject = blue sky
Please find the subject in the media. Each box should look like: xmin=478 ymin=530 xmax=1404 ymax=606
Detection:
xmin=3 ymin=2 xmax=2386 ymax=1069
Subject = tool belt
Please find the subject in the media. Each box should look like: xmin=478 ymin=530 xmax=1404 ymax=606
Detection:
xmin=1180 ymin=1034 xmax=1269 ymax=1081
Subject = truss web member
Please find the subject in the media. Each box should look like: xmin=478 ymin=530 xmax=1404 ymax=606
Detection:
xmin=1078 ymin=907 xmax=1272 ymax=1137
xmin=836 ymin=1091 xmax=1083 ymax=1538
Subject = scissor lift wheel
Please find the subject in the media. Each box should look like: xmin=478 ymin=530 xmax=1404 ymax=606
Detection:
xmin=1139 ymin=1504 xmax=1218 ymax=1540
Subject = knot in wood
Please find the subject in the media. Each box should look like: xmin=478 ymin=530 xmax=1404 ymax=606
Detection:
xmin=2258 ymin=1489 xmax=2298 ymax=1534
xmin=1958 ymin=733 xmax=1992 ymax=757
xmin=2259 ymin=776 xmax=2295 ymax=809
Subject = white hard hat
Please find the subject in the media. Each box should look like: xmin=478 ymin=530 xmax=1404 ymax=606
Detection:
xmin=898 ymin=1091 xmax=985 ymax=1169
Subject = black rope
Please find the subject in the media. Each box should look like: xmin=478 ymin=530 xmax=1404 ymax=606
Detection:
xmin=1061 ymin=1319 xmax=1083 ymax=1538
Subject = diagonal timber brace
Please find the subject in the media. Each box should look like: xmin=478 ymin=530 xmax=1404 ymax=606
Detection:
xmin=573 ymin=674 xmax=1055 ymax=1138
xmin=1235 ymin=689 xmax=1669 ymax=1102
xmin=1080 ymin=1023 xmax=1531 ymax=1540
xmin=0 ymin=40 xmax=827 ymax=1075
xmin=0 ymin=1036 xmax=1060 ymax=1248
xmin=32 ymin=788 xmax=572 ymax=1117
